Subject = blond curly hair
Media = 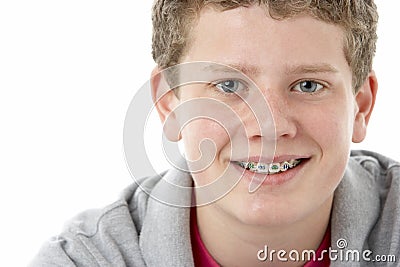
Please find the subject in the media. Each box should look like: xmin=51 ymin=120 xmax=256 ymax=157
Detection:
xmin=152 ymin=0 xmax=378 ymax=92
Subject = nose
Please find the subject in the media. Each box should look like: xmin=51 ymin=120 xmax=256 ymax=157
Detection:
xmin=244 ymin=89 xmax=298 ymax=141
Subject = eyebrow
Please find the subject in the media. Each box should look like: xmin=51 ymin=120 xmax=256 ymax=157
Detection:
xmin=202 ymin=63 xmax=261 ymax=77
xmin=285 ymin=63 xmax=339 ymax=75
xmin=202 ymin=62 xmax=339 ymax=77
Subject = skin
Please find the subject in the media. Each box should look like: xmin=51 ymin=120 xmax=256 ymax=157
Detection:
xmin=153 ymin=5 xmax=377 ymax=267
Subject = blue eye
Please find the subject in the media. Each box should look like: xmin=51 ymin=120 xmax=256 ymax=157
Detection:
xmin=215 ymin=80 xmax=245 ymax=93
xmin=293 ymin=80 xmax=324 ymax=93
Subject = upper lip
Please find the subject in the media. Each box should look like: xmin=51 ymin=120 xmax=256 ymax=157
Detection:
xmin=232 ymin=155 xmax=310 ymax=163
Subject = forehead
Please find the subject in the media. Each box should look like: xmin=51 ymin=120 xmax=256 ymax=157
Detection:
xmin=184 ymin=5 xmax=349 ymax=78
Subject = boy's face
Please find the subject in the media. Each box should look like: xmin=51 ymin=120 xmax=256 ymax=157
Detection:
xmin=156 ymin=5 xmax=375 ymax=225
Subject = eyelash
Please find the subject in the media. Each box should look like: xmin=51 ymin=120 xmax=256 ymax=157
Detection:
xmin=291 ymin=79 xmax=327 ymax=93
xmin=210 ymin=79 xmax=248 ymax=96
xmin=209 ymin=79 xmax=328 ymax=97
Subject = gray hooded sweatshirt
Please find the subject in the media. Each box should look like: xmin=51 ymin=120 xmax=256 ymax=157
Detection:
xmin=30 ymin=150 xmax=400 ymax=266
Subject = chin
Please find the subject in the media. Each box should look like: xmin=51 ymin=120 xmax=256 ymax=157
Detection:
xmin=227 ymin=194 xmax=308 ymax=227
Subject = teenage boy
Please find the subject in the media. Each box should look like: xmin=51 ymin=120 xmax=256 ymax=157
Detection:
xmin=31 ymin=1 xmax=399 ymax=266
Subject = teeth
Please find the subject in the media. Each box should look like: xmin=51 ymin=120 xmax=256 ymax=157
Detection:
xmin=280 ymin=162 xmax=291 ymax=172
xmin=236 ymin=159 xmax=302 ymax=174
xmin=269 ymin=163 xmax=280 ymax=174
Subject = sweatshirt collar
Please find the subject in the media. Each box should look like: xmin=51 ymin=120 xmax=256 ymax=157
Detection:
xmin=330 ymin=157 xmax=380 ymax=266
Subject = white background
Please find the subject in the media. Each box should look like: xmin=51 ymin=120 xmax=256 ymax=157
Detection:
xmin=0 ymin=1 xmax=398 ymax=265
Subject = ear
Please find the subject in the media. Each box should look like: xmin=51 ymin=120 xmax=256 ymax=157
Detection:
xmin=352 ymin=71 xmax=378 ymax=143
xmin=150 ymin=66 xmax=182 ymax=141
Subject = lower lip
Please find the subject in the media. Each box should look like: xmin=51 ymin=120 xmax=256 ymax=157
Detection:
xmin=231 ymin=159 xmax=308 ymax=187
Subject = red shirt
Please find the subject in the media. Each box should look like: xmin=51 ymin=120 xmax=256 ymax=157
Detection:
xmin=303 ymin=223 xmax=331 ymax=267
xmin=191 ymin=208 xmax=331 ymax=267
xmin=190 ymin=207 xmax=220 ymax=267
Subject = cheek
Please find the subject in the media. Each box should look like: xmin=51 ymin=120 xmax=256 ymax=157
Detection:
xmin=301 ymin=101 xmax=354 ymax=189
xmin=302 ymin=102 xmax=354 ymax=151
xmin=182 ymin=119 xmax=232 ymax=187
xmin=181 ymin=119 xmax=230 ymax=161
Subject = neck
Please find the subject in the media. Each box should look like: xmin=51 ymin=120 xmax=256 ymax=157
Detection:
xmin=196 ymin=195 xmax=333 ymax=267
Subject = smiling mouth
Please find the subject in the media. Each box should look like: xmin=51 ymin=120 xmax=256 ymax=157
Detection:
xmin=233 ymin=159 xmax=303 ymax=175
